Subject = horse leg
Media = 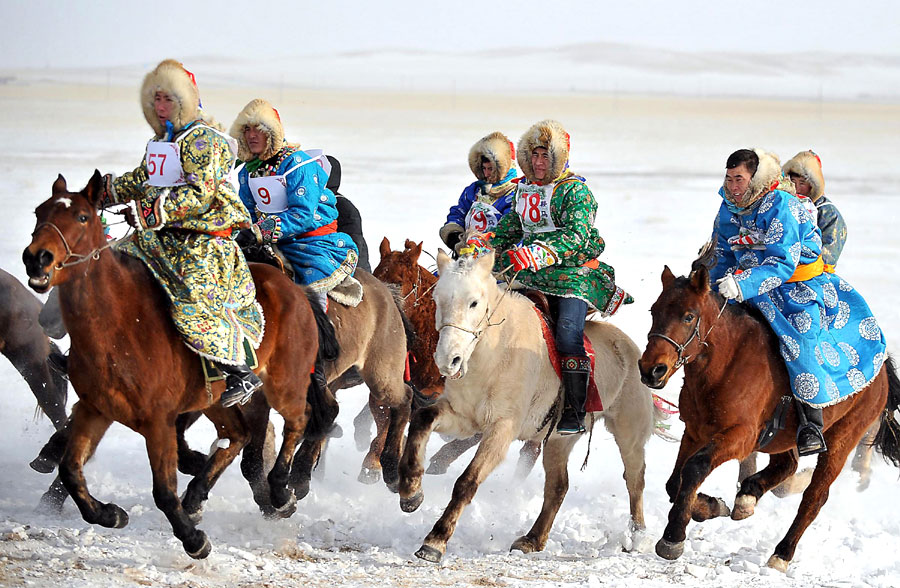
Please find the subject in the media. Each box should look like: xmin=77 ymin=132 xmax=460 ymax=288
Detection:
xmin=353 ymin=401 xmax=374 ymax=452
xmin=768 ymin=418 xmax=869 ymax=572
xmin=657 ymin=425 xmax=755 ymax=561
xmin=20 ymin=355 xmax=68 ymax=430
xmin=737 ymin=452 xmax=758 ymax=484
xmin=36 ymin=475 xmax=69 ymax=514
xmin=30 ymin=417 xmax=70 ymax=473
xmin=266 ymin=407 xmax=309 ymax=517
xmin=664 ymin=433 xmax=706 ymax=503
xmin=514 ymin=440 xmax=543 ymax=480
xmin=606 ymin=410 xmax=649 ymax=532
xmin=289 ymin=437 xmax=325 ymax=500
xmin=415 ymin=419 xmax=518 ymax=562
xmin=850 ymin=422 xmax=878 ymax=491
xmin=510 ymin=434 xmax=580 ymax=553
xmin=143 ymin=421 xmax=212 ymax=559
xmin=57 ymin=402 xmax=125 ymax=529
xmin=181 ymin=405 xmax=249 ymax=519
xmin=175 ymin=411 xmax=206 ymax=476
xmin=398 ymin=402 xmax=444 ymax=511
xmin=359 ymin=397 xmax=390 ymax=484
xmin=379 ymin=388 xmax=412 ymax=493
xmin=733 ymin=451 xmax=798 ymax=520
xmin=238 ymin=395 xmax=277 ymax=516
xmin=426 ymin=434 xmax=482 ymax=475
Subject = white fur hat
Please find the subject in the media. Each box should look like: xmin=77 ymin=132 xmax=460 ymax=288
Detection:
xmin=468 ymin=132 xmax=515 ymax=183
xmin=783 ymin=150 xmax=826 ymax=201
xmin=140 ymin=59 xmax=201 ymax=136
xmin=229 ymin=98 xmax=286 ymax=161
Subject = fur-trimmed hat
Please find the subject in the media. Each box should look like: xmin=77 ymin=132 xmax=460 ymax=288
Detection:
xmin=468 ymin=132 xmax=515 ymax=184
xmin=229 ymin=99 xmax=286 ymax=162
xmin=783 ymin=150 xmax=825 ymax=201
xmin=140 ymin=59 xmax=201 ymax=136
xmin=723 ymin=148 xmax=787 ymax=209
xmin=517 ymin=120 xmax=570 ymax=184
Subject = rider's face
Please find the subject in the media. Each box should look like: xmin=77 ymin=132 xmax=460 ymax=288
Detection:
xmin=153 ymin=92 xmax=176 ymax=126
xmin=531 ymin=147 xmax=550 ymax=181
xmin=481 ymin=160 xmax=495 ymax=182
xmin=725 ymin=164 xmax=753 ymax=203
xmin=244 ymin=126 xmax=267 ymax=157
xmin=790 ymin=173 xmax=812 ymax=197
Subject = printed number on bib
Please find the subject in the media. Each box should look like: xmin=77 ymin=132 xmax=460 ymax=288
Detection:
xmin=145 ymin=141 xmax=185 ymax=187
xmin=515 ymin=184 xmax=556 ymax=233
xmin=465 ymin=201 xmax=501 ymax=232
xmin=249 ymin=175 xmax=289 ymax=213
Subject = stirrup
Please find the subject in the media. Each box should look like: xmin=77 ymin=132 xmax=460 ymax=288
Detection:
xmin=220 ymin=376 xmax=262 ymax=408
xmin=796 ymin=424 xmax=827 ymax=457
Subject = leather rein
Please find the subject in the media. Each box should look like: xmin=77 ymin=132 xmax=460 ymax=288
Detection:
xmin=648 ymin=298 xmax=728 ymax=370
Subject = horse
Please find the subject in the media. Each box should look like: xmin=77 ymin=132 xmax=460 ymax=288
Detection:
xmin=373 ymin=237 xmax=541 ymax=478
xmin=637 ymin=265 xmax=900 ymax=572
xmin=397 ymin=250 xmax=653 ymax=562
xmin=0 ymin=268 xmax=68 ymax=430
xmin=22 ymin=171 xmax=337 ymax=559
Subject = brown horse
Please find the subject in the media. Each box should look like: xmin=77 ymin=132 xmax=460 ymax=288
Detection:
xmin=373 ymin=237 xmax=541 ymax=478
xmin=638 ymin=265 xmax=900 ymax=572
xmin=22 ymin=171 xmax=337 ymax=559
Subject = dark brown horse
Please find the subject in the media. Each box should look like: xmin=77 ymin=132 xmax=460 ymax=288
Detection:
xmin=638 ymin=265 xmax=900 ymax=572
xmin=22 ymin=171 xmax=336 ymax=559
xmin=373 ymin=237 xmax=541 ymax=477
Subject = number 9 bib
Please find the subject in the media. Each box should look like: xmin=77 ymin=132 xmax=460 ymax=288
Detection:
xmin=465 ymin=200 xmax=502 ymax=232
xmin=248 ymin=175 xmax=289 ymax=213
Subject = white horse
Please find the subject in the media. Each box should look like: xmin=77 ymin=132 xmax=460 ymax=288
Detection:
xmin=397 ymin=250 xmax=654 ymax=562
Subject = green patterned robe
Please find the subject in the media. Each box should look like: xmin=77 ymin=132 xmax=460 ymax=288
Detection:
xmin=111 ymin=121 xmax=264 ymax=364
xmin=491 ymin=171 xmax=625 ymax=312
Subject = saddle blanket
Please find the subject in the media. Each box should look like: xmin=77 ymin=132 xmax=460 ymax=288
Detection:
xmin=534 ymin=308 xmax=603 ymax=412
xmin=201 ymin=338 xmax=260 ymax=384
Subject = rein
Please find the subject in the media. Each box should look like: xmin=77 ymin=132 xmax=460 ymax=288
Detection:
xmin=400 ymin=266 xmax=438 ymax=307
xmin=437 ymin=265 xmax=521 ymax=342
xmin=34 ymin=207 xmax=133 ymax=270
xmin=648 ymin=297 xmax=728 ymax=370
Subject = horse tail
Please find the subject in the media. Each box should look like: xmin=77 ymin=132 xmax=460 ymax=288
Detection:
xmin=387 ymin=284 xmax=416 ymax=351
xmin=303 ymin=362 xmax=339 ymax=441
xmin=48 ymin=340 xmax=68 ymax=409
xmin=873 ymin=354 xmax=900 ymax=468
xmin=306 ymin=289 xmax=339 ymax=362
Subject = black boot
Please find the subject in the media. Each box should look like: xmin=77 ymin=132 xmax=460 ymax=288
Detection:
xmin=47 ymin=351 xmax=69 ymax=380
xmin=218 ymin=362 xmax=263 ymax=408
xmin=796 ymin=400 xmax=827 ymax=457
xmin=556 ymin=356 xmax=590 ymax=435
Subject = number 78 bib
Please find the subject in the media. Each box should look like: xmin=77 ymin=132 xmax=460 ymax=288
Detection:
xmin=515 ymin=183 xmax=557 ymax=234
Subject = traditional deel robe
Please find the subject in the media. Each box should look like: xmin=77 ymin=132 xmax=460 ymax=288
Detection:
xmin=708 ymin=188 xmax=886 ymax=407
xmin=490 ymin=170 xmax=631 ymax=314
xmin=237 ymin=144 xmax=358 ymax=292
xmin=443 ymin=169 xmax=517 ymax=234
xmin=112 ymin=120 xmax=263 ymax=364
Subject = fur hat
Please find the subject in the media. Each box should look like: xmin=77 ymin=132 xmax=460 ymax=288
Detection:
xmin=229 ymin=98 xmax=286 ymax=161
xmin=468 ymin=132 xmax=515 ymax=184
xmin=783 ymin=150 xmax=825 ymax=201
xmin=724 ymin=148 xmax=786 ymax=208
xmin=517 ymin=120 xmax=570 ymax=184
xmin=140 ymin=59 xmax=201 ymax=136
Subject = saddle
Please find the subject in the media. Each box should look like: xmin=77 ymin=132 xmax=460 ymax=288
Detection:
xmin=526 ymin=291 xmax=602 ymax=413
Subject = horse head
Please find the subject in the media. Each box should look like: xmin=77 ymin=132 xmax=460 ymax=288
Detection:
xmin=23 ymin=171 xmax=108 ymax=293
xmin=432 ymin=249 xmax=497 ymax=380
xmin=638 ymin=263 xmax=722 ymax=388
xmin=373 ymin=236 xmax=423 ymax=297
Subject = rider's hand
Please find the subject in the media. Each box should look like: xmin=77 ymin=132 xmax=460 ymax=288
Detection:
xmin=256 ymin=216 xmax=282 ymax=244
xmin=234 ymin=228 xmax=258 ymax=249
xmin=458 ymin=232 xmax=493 ymax=258
xmin=716 ymin=273 xmax=743 ymax=302
xmin=507 ymin=243 xmax=558 ymax=272
xmin=123 ymin=206 xmax=138 ymax=228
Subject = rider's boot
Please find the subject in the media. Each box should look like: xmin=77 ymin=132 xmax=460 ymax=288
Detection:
xmin=218 ymin=362 xmax=263 ymax=408
xmin=556 ymin=356 xmax=590 ymax=435
xmin=796 ymin=399 xmax=827 ymax=456
xmin=47 ymin=351 xmax=69 ymax=380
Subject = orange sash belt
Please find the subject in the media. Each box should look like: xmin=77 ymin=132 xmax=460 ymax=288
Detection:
xmin=300 ymin=221 xmax=338 ymax=238
xmin=787 ymin=255 xmax=835 ymax=283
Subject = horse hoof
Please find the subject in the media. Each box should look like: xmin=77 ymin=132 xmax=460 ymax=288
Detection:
xmin=35 ymin=491 xmax=66 ymax=516
xmin=415 ymin=544 xmax=443 ymax=563
xmin=400 ymin=490 xmax=424 ymax=513
xmin=712 ymin=497 xmax=731 ymax=518
xmin=358 ymin=467 xmax=382 ymax=485
xmin=29 ymin=455 xmax=57 ymax=474
xmin=186 ymin=532 xmax=212 ymax=559
xmin=328 ymin=424 xmax=343 ymax=439
xmin=384 ymin=477 xmax=400 ymax=494
xmin=510 ymin=535 xmax=540 ymax=554
xmin=291 ymin=478 xmax=311 ymax=501
xmin=767 ymin=554 xmax=789 ymax=573
xmin=98 ymin=503 xmax=129 ymax=529
xmin=655 ymin=538 xmax=684 ymax=560
xmin=272 ymin=492 xmax=297 ymax=518
xmin=731 ymin=495 xmax=757 ymax=520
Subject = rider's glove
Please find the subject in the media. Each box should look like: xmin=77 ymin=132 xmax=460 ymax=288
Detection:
xmin=716 ymin=273 xmax=744 ymax=302
xmin=234 ymin=227 xmax=259 ymax=248
xmin=507 ymin=243 xmax=558 ymax=272
xmin=256 ymin=216 xmax=282 ymax=244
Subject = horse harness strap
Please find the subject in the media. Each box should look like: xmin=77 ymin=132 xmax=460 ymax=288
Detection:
xmin=756 ymin=395 xmax=793 ymax=450
xmin=35 ymin=221 xmax=129 ymax=270
xmin=647 ymin=298 xmax=728 ymax=370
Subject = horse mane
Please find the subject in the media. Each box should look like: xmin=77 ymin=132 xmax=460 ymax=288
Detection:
xmin=672 ymin=275 xmax=776 ymax=340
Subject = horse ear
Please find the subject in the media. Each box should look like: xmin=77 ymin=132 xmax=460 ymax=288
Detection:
xmin=410 ymin=240 xmax=422 ymax=263
xmin=379 ymin=237 xmax=391 ymax=259
xmin=436 ymin=249 xmax=452 ymax=275
xmin=84 ymin=170 xmax=104 ymax=208
xmin=661 ymin=265 xmax=676 ymax=289
xmin=689 ymin=264 xmax=711 ymax=292
xmin=475 ymin=250 xmax=495 ymax=276
xmin=52 ymin=174 xmax=67 ymax=194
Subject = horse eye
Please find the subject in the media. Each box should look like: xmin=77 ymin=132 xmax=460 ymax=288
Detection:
xmin=683 ymin=313 xmax=695 ymax=323
xmin=77 ymin=214 xmax=90 ymax=223
xmin=470 ymin=301 xmax=478 ymax=308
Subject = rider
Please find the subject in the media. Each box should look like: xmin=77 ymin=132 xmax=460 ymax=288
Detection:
xmin=327 ymin=155 xmax=371 ymax=272
xmin=101 ymin=59 xmax=264 ymax=408
xmin=440 ymin=132 xmax=518 ymax=253
xmin=783 ymin=150 xmax=847 ymax=271
xmin=229 ymin=98 xmax=358 ymax=310
xmin=472 ymin=120 xmax=632 ymax=435
xmin=709 ymin=148 xmax=886 ymax=456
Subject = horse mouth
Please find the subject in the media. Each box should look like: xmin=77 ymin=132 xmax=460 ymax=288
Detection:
xmin=28 ymin=274 xmax=51 ymax=293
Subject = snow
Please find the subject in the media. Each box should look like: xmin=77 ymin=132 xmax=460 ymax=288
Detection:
xmin=1 ymin=60 xmax=900 ymax=587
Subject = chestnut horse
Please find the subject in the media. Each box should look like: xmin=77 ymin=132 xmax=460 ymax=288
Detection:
xmin=22 ymin=171 xmax=337 ymax=559
xmin=373 ymin=237 xmax=541 ymax=477
xmin=638 ymin=265 xmax=900 ymax=572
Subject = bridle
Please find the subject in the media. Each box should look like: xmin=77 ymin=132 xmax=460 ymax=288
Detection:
xmin=33 ymin=215 xmax=127 ymax=270
xmin=647 ymin=298 xmax=728 ymax=370
xmin=400 ymin=266 xmax=438 ymax=307
xmin=436 ymin=266 xmax=521 ymax=343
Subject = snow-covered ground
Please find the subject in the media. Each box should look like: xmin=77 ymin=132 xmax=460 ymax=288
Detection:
xmin=1 ymin=64 xmax=899 ymax=586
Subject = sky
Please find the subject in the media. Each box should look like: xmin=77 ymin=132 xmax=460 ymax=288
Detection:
xmin=3 ymin=0 xmax=900 ymax=70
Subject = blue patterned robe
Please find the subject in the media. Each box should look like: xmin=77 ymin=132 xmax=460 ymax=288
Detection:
xmin=709 ymin=188 xmax=887 ymax=407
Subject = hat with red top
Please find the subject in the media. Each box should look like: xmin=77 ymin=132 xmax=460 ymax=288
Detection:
xmin=140 ymin=59 xmax=201 ymax=136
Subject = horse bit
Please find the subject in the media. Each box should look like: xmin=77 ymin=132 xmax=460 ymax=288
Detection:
xmin=647 ymin=299 xmax=728 ymax=370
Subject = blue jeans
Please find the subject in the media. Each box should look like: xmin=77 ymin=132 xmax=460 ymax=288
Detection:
xmin=550 ymin=296 xmax=587 ymax=357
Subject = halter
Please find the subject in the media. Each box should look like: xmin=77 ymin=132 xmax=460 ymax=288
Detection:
xmin=436 ymin=266 xmax=520 ymax=342
xmin=647 ymin=298 xmax=728 ymax=370
xmin=33 ymin=217 xmax=127 ymax=270
xmin=400 ymin=266 xmax=438 ymax=307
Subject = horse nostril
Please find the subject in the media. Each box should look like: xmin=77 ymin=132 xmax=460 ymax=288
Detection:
xmin=651 ymin=364 xmax=668 ymax=380
xmin=450 ymin=356 xmax=461 ymax=368
xmin=38 ymin=249 xmax=54 ymax=268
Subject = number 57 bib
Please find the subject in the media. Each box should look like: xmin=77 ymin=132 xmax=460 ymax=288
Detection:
xmin=515 ymin=183 xmax=557 ymax=234
xmin=145 ymin=141 xmax=186 ymax=187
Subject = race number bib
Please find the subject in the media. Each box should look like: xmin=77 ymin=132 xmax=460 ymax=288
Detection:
xmin=249 ymin=175 xmax=289 ymax=213
xmin=465 ymin=200 xmax=502 ymax=232
xmin=515 ymin=183 xmax=556 ymax=234
xmin=145 ymin=141 xmax=185 ymax=187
